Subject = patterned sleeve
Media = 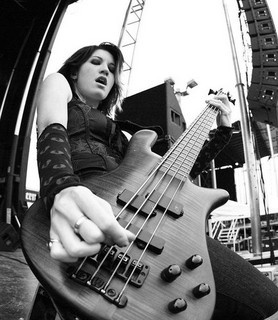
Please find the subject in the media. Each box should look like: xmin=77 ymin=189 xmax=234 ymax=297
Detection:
xmin=189 ymin=126 xmax=233 ymax=179
xmin=37 ymin=123 xmax=83 ymax=213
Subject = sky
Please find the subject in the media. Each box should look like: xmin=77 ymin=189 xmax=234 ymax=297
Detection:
xmin=44 ymin=0 xmax=278 ymax=125
xmin=46 ymin=0 xmax=242 ymax=125
xmin=26 ymin=0 xmax=278 ymax=202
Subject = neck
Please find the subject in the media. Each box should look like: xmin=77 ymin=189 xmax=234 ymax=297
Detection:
xmin=74 ymin=87 xmax=99 ymax=109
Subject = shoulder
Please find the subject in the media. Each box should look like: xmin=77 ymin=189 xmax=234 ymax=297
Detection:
xmin=41 ymin=73 xmax=72 ymax=102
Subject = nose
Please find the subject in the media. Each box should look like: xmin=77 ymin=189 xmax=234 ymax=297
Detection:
xmin=100 ymin=63 xmax=109 ymax=76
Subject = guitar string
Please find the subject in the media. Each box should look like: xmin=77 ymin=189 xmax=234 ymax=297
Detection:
xmin=75 ymin=103 xmax=218 ymax=295
xmin=114 ymin=105 xmax=219 ymax=302
xmin=73 ymin=97 xmax=221 ymax=300
xmin=82 ymin=103 xmax=216 ymax=286
xmin=72 ymin=92 xmax=222 ymax=277
xmin=80 ymin=102 xmax=217 ymax=283
xmin=85 ymin=103 xmax=219 ymax=299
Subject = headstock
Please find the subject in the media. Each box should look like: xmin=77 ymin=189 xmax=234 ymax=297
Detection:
xmin=208 ymin=89 xmax=236 ymax=105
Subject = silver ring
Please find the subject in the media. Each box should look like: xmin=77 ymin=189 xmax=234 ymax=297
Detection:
xmin=48 ymin=239 xmax=61 ymax=249
xmin=73 ymin=215 xmax=88 ymax=234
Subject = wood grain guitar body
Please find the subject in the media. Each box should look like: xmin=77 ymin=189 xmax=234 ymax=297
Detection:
xmin=21 ymin=129 xmax=229 ymax=320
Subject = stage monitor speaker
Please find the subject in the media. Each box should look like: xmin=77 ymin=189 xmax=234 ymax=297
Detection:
xmin=117 ymin=82 xmax=186 ymax=155
xmin=240 ymin=0 xmax=278 ymax=127
xmin=245 ymin=6 xmax=271 ymax=23
xmin=247 ymin=83 xmax=278 ymax=126
xmin=216 ymin=168 xmax=237 ymax=201
xmin=241 ymin=0 xmax=268 ymax=10
xmin=0 ymin=222 xmax=20 ymax=251
xmin=252 ymin=50 xmax=278 ymax=67
xmin=248 ymin=19 xmax=275 ymax=36
xmin=251 ymin=67 xmax=278 ymax=86
xmin=251 ymin=33 xmax=278 ymax=51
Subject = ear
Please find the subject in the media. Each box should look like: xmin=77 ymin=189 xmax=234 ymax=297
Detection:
xmin=71 ymin=73 xmax=77 ymax=80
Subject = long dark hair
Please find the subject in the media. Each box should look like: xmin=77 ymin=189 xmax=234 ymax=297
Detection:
xmin=58 ymin=42 xmax=124 ymax=116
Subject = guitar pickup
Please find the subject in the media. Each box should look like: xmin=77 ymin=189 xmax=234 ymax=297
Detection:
xmin=119 ymin=218 xmax=165 ymax=254
xmin=148 ymin=190 xmax=184 ymax=218
xmin=117 ymin=189 xmax=156 ymax=217
xmin=117 ymin=189 xmax=183 ymax=219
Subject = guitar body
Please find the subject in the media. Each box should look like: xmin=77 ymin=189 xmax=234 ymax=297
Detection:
xmin=21 ymin=130 xmax=229 ymax=320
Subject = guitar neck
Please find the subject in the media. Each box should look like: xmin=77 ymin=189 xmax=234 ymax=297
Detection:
xmin=159 ymin=104 xmax=219 ymax=180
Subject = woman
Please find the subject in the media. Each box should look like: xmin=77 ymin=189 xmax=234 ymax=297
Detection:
xmin=36 ymin=42 xmax=278 ymax=319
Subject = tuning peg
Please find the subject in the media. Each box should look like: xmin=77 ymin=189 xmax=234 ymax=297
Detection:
xmin=227 ymin=91 xmax=236 ymax=105
xmin=208 ymin=89 xmax=217 ymax=95
xmin=209 ymin=89 xmax=236 ymax=105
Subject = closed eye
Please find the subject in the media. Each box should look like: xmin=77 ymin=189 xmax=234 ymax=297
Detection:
xmin=90 ymin=57 xmax=115 ymax=74
xmin=91 ymin=58 xmax=101 ymax=65
xmin=108 ymin=64 xmax=116 ymax=74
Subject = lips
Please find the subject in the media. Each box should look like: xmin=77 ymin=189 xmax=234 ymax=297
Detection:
xmin=95 ymin=76 xmax=107 ymax=86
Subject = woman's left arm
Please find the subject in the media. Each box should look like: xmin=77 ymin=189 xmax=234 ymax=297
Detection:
xmin=190 ymin=94 xmax=234 ymax=179
xmin=207 ymin=93 xmax=233 ymax=128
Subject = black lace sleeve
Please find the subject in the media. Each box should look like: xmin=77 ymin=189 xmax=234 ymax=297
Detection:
xmin=190 ymin=126 xmax=233 ymax=179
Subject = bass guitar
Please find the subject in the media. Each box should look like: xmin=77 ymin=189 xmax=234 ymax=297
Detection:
xmin=21 ymin=93 xmax=230 ymax=320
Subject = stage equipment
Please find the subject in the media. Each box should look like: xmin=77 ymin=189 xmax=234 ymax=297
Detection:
xmin=117 ymin=0 xmax=146 ymax=96
xmin=223 ymin=0 xmax=262 ymax=254
xmin=0 ymin=0 xmax=76 ymax=229
xmin=240 ymin=0 xmax=278 ymax=127
xmin=0 ymin=222 xmax=20 ymax=251
xmin=117 ymin=81 xmax=186 ymax=155
xmin=256 ymin=265 xmax=278 ymax=282
xmin=175 ymin=79 xmax=198 ymax=97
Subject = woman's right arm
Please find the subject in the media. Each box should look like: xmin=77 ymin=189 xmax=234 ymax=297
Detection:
xmin=36 ymin=74 xmax=135 ymax=263
xmin=37 ymin=73 xmax=71 ymax=135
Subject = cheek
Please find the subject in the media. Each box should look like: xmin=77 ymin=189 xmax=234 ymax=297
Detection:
xmin=108 ymin=77 xmax=115 ymax=92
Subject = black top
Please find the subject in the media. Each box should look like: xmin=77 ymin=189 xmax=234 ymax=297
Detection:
xmin=67 ymin=97 xmax=233 ymax=177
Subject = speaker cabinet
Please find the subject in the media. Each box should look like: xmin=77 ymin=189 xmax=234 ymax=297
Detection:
xmin=247 ymin=84 xmax=278 ymax=126
xmin=251 ymin=33 xmax=278 ymax=51
xmin=117 ymin=82 xmax=186 ymax=155
xmin=252 ymin=50 xmax=278 ymax=67
xmin=251 ymin=67 xmax=278 ymax=86
xmin=248 ymin=19 xmax=275 ymax=36
xmin=245 ymin=6 xmax=271 ymax=22
xmin=241 ymin=0 xmax=268 ymax=10
xmin=0 ymin=222 xmax=20 ymax=251
xmin=241 ymin=0 xmax=278 ymax=127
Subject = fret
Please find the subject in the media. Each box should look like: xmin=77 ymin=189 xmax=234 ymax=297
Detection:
xmin=159 ymin=104 xmax=219 ymax=181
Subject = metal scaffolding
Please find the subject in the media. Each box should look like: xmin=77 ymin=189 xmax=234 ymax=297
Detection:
xmin=118 ymin=0 xmax=146 ymax=96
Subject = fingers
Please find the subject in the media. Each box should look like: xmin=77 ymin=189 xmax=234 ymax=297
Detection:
xmin=206 ymin=95 xmax=229 ymax=111
xmin=75 ymin=190 xmax=136 ymax=247
xmin=49 ymin=216 xmax=102 ymax=262
xmin=49 ymin=186 xmax=135 ymax=262
xmin=206 ymin=94 xmax=232 ymax=127
xmin=76 ymin=217 xmax=105 ymax=244
xmin=48 ymin=238 xmax=77 ymax=263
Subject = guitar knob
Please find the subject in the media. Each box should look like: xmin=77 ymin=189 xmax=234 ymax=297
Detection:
xmin=185 ymin=254 xmax=203 ymax=270
xmin=168 ymin=298 xmax=187 ymax=313
xmin=193 ymin=283 xmax=211 ymax=298
xmin=161 ymin=264 xmax=181 ymax=282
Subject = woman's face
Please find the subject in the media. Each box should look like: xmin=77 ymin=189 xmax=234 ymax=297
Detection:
xmin=74 ymin=49 xmax=116 ymax=107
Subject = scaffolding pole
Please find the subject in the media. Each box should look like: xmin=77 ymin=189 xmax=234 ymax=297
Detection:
xmin=118 ymin=0 xmax=146 ymax=96
xmin=222 ymin=0 xmax=262 ymax=254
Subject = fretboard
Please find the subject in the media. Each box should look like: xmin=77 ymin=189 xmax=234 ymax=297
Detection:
xmin=159 ymin=104 xmax=219 ymax=181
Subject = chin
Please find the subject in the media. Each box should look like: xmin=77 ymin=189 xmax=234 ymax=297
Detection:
xmin=92 ymin=91 xmax=107 ymax=102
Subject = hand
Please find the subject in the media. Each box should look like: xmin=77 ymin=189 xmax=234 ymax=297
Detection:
xmin=206 ymin=93 xmax=232 ymax=127
xmin=48 ymin=186 xmax=135 ymax=263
